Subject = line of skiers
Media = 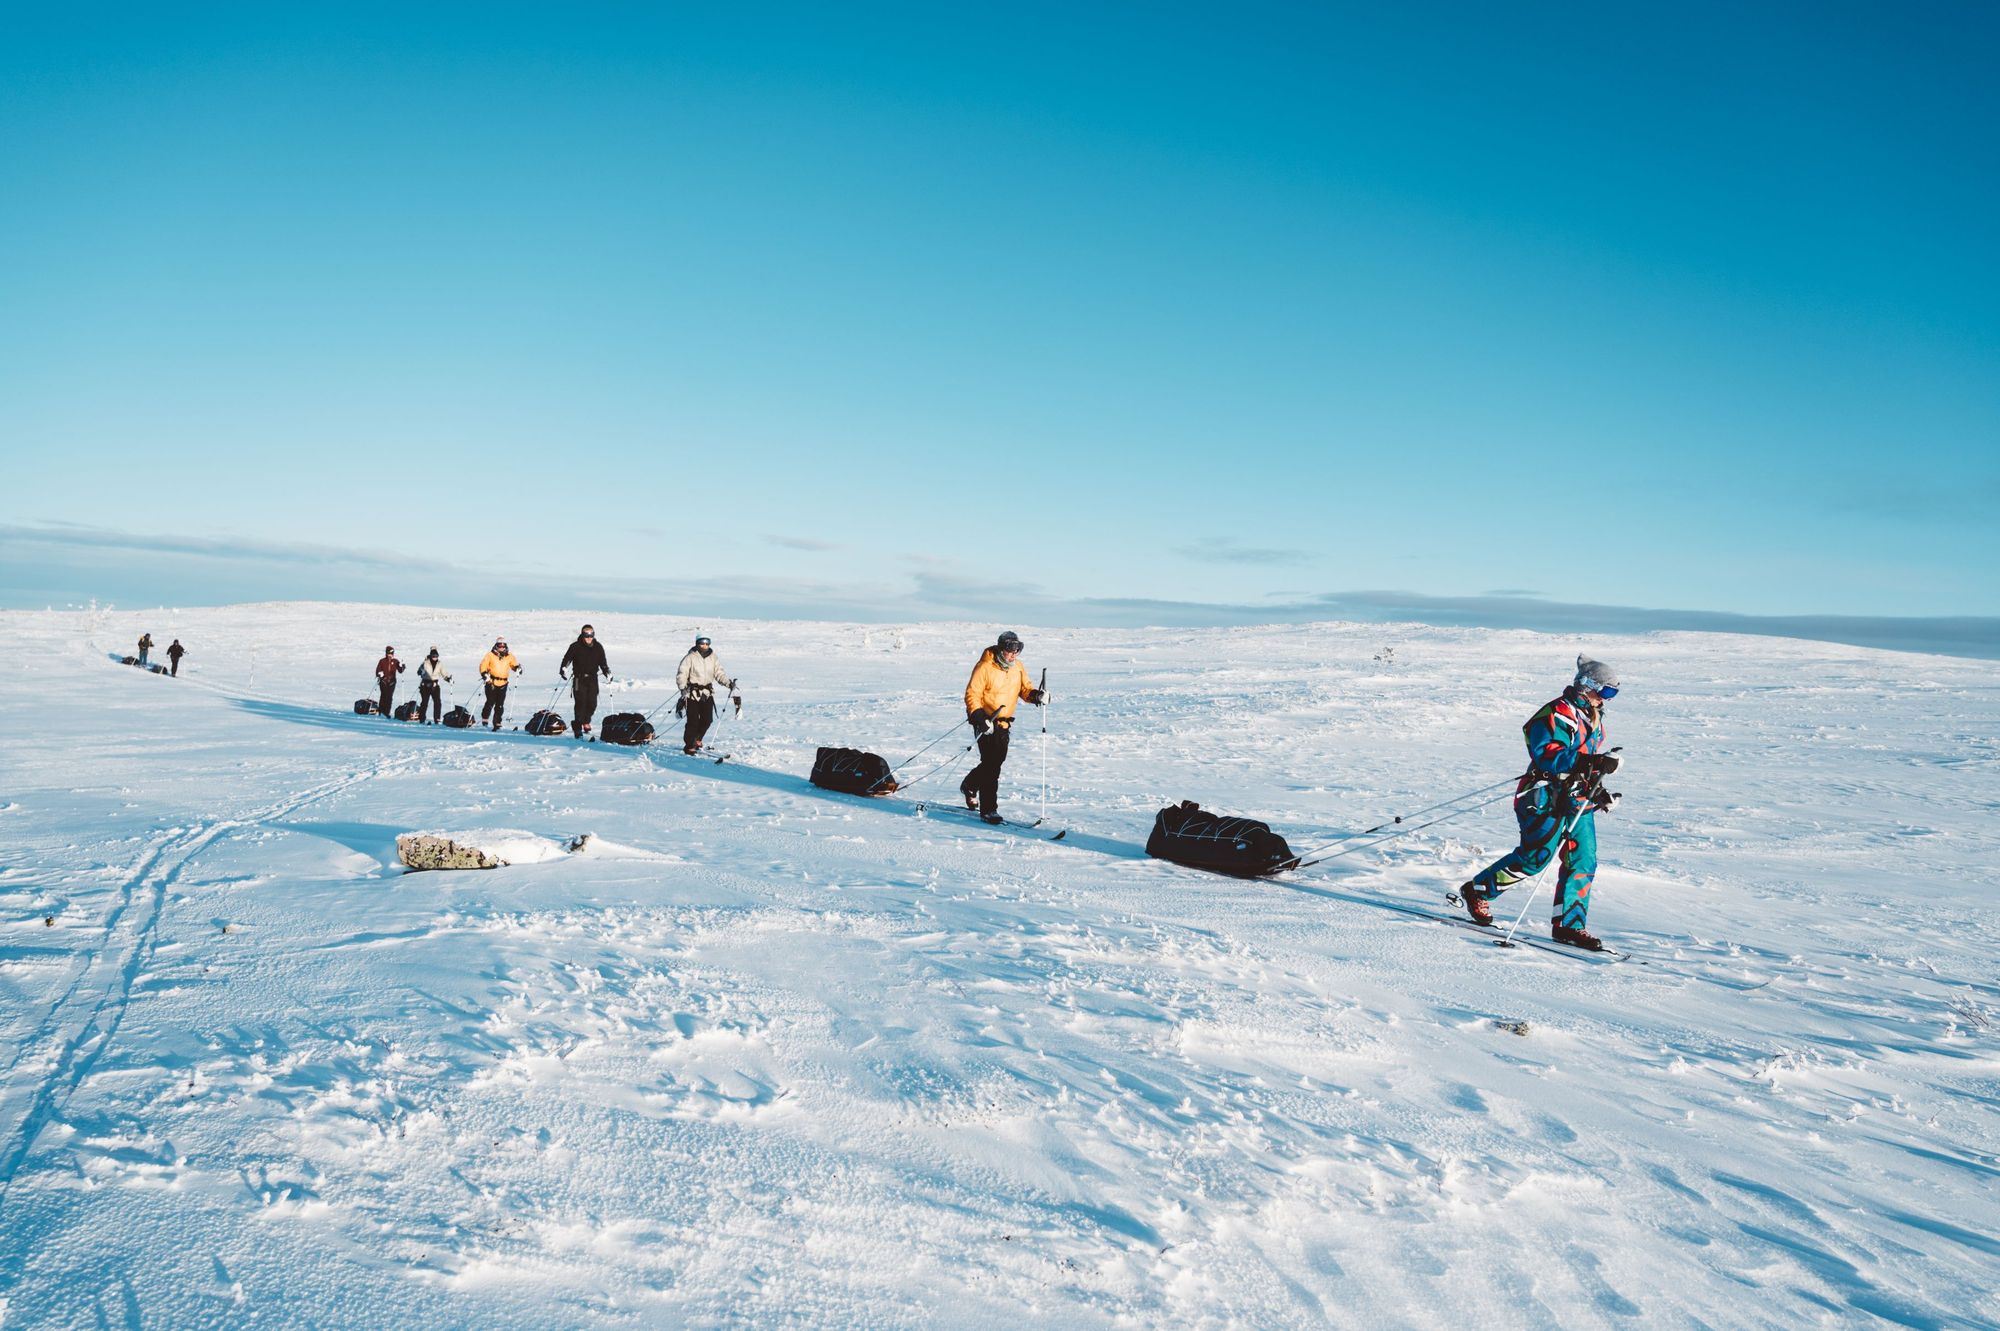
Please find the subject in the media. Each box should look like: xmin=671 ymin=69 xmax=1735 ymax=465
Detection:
xmin=357 ymin=627 xmax=1624 ymax=950
xmin=368 ymin=627 xmax=737 ymax=751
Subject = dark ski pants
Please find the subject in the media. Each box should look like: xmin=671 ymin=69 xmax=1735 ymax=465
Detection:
xmin=419 ymin=681 xmax=443 ymax=722
xmin=483 ymin=682 xmax=509 ymax=728
xmin=959 ymin=724 xmax=1013 ymax=816
xmin=377 ymin=677 xmax=397 ymax=717
xmin=169 ymin=657 xmax=182 ymax=676
xmin=682 ymin=693 xmax=715 ymax=750
xmin=1469 ymin=781 xmax=1599 ymax=928
xmin=572 ymin=675 xmax=599 ymax=732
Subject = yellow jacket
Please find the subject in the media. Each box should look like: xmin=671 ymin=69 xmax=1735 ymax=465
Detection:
xmin=479 ymin=651 xmax=521 ymax=684
xmin=964 ymin=649 xmax=1040 ymax=725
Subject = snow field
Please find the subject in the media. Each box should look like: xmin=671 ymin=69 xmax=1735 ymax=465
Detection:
xmin=0 ymin=603 xmax=1995 ymax=1328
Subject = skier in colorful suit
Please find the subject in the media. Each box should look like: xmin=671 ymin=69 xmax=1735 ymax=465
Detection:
xmin=1456 ymin=655 xmax=1623 ymax=950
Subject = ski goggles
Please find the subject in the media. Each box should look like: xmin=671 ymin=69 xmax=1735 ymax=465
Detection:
xmin=1596 ymin=685 xmax=1619 ymax=700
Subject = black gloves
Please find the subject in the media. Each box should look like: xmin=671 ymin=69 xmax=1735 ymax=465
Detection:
xmin=1593 ymin=790 xmax=1622 ymax=811
xmin=1580 ymin=752 xmax=1620 ymax=779
xmin=969 ymin=709 xmax=992 ymax=737
xmin=1025 ymin=688 xmax=1046 ymax=705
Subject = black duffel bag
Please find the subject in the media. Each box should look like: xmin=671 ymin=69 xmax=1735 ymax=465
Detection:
xmin=1145 ymin=801 xmax=1300 ymax=877
xmin=599 ymin=712 xmax=654 ymax=746
xmin=442 ymin=705 xmax=474 ymax=729
xmin=354 ymin=698 xmax=379 ymax=715
xmin=809 ymin=746 xmax=898 ymax=796
xmin=525 ymin=710 xmax=567 ymax=736
xmin=393 ymin=700 xmax=422 ymax=721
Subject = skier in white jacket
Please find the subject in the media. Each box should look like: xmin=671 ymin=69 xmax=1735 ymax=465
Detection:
xmin=674 ymin=635 xmax=738 ymax=755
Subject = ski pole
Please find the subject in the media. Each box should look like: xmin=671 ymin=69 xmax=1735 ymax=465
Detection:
xmin=1039 ymin=668 xmax=1049 ymax=826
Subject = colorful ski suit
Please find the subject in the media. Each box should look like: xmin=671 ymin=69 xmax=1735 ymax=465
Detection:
xmin=1468 ymin=688 xmax=1608 ymax=930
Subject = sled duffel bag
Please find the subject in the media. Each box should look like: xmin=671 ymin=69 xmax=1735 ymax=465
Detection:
xmin=354 ymin=698 xmax=379 ymax=715
xmin=441 ymin=705 xmax=474 ymax=729
xmin=393 ymin=700 xmax=423 ymax=721
xmin=598 ymin=713 xmax=654 ymax=746
xmin=809 ymin=746 xmax=897 ymax=796
xmin=525 ymin=710 xmax=567 ymax=736
xmin=1145 ymin=801 xmax=1300 ymax=877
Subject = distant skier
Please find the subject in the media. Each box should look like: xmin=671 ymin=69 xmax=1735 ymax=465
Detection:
xmin=167 ymin=639 xmax=185 ymax=676
xmin=675 ymin=635 xmax=737 ymax=755
xmin=136 ymin=633 xmax=153 ymax=667
xmin=417 ymin=647 xmax=452 ymax=723
xmin=479 ymin=638 xmax=522 ymax=731
xmin=374 ymin=646 xmax=405 ymax=718
xmin=958 ymin=631 xmax=1046 ymax=824
xmin=559 ymin=625 xmax=611 ymax=738
xmin=1456 ymin=655 xmax=1624 ymax=950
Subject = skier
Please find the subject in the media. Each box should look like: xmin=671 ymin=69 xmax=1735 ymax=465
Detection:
xmin=166 ymin=639 xmax=186 ymax=676
xmin=1456 ymin=655 xmax=1624 ymax=950
xmin=675 ymin=635 xmax=737 ymax=755
xmin=374 ymin=646 xmax=405 ymax=718
xmin=958 ymin=631 xmax=1046 ymax=824
xmin=479 ymin=638 xmax=522 ymax=731
xmin=136 ymin=633 xmax=153 ymax=667
xmin=559 ymin=625 xmax=611 ymax=738
xmin=417 ymin=647 xmax=451 ymax=723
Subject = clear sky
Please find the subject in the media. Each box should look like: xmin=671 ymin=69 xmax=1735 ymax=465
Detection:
xmin=3 ymin=1 xmax=1995 ymax=626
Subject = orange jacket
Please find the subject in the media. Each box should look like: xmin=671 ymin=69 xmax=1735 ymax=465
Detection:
xmin=479 ymin=650 xmax=521 ymax=684
xmin=964 ymin=649 xmax=1040 ymax=725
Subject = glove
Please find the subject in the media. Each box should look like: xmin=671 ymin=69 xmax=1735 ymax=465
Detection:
xmin=1025 ymin=688 xmax=1046 ymax=705
xmin=1591 ymin=752 xmax=1621 ymax=776
xmin=674 ymin=696 xmax=686 ymax=718
xmin=559 ymin=671 xmax=569 ymax=681
xmin=1593 ymin=790 xmax=1622 ymax=811
xmin=968 ymin=708 xmax=992 ymax=737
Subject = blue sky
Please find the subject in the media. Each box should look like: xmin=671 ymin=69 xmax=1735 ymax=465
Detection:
xmin=3 ymin=2 xmax=1995 ymax=632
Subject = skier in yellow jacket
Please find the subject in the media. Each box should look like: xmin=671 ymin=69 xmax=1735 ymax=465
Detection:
xmin=478 ymin=638 xmax=522 ymax=731
xmin=959 ymin=631 xmax=1046 ymax=824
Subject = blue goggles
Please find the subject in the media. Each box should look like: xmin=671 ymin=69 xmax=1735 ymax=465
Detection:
xmin=1596 ymin=685 xmax=1619 ymax=700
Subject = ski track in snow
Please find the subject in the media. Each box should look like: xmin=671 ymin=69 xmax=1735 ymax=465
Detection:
xmin=0 ymin=604 xmax=1996 ymax=1329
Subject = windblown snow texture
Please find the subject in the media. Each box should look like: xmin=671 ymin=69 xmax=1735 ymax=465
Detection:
xmin=0 ymin=603 xmax=1994 ymax=1328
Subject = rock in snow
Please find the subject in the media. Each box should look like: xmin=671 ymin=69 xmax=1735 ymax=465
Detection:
xmin=397 ymin=829 xmax=566 ymax=870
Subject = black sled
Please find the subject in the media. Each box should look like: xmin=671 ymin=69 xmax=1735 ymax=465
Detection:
xmin=441 ymin=705 xmax=474 ymax=729
xmin=524 ymin=710 xmax=567 ymax=736
xmin=809 ymin=746 xmax=897 ymax=796
xmin=1145 ymin=801 xmax=1300 ymax=878
xmin=598 ymin=713 xmax=654 ymax=746
xmin=354 ymin=698 xmax=380 ymax=715
xmin=393 ymin=700 xmax=423 ymax=721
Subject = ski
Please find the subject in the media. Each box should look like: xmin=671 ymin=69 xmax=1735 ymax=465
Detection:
xmin=1329 ymin=890 xmax=1635 ymax=964
xmin=911 ymin=799 xmax=1068 ymax=840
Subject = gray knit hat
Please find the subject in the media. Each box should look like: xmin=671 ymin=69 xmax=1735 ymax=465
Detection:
xmin=1574 ymin=655 xmax=1621 ymax=692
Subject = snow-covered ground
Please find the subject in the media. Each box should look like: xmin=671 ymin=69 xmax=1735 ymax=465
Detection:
xmin=2 ymin=603 xmax=1995 ymax=1329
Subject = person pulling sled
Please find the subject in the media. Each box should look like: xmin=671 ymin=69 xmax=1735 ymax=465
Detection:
xmin=417 ymin=647 xmax=452 ymax=723
xmin=958 ymin=631 xmax=1046 ymax=824
xmin=675 ymin=635 xmax=737 ymax=754
xmin=559 ymin=625 xmax=611 ymax=738
xmin=167 ymin=639 xmax=186 ymax=676
xmin=479 ymin=638 xmax=522 ymax=731
xmin=137 ymin=633 xmax=154 ymax=668
xmin=374 ymin=646 xmax=405 ymax=719
xmin=1456 ymin=655 xmax=1624 ymax=950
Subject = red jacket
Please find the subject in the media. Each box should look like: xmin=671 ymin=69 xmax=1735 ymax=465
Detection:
xmin=376 ymin=654 xmax=405 ymax=681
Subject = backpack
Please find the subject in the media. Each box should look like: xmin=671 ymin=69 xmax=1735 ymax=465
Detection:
xmin=442 ymin=705 xmax=474 ymax=729
xmin=525 ymin=710 xmax=567 ymax=736
xmin=393 ymin=700 xmax=423 ymax=721
xmin=598 ymin=713 xmax=654 ymax=746
xmin=1144 ymin=801 xmax=1299 ymax=877
xmin=809 ymin=746 xmax=898 ymax=796
xmin=354 ymin=698 xmax=379 ymax=715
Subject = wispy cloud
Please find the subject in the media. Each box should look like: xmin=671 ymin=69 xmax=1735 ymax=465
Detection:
xmin=3 ymin=523 xmax=1994 ymax=659
xmin=1172 ymin=538 xmax=1313 ymax=567
xmin=765 ymin=534 xmax=843 ymax=552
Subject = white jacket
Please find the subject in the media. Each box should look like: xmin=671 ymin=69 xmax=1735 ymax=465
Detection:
xmin=676 ymin=649 xmax=735 ymax=695
xmin=418 ymin=658 xmax=452 ymax=686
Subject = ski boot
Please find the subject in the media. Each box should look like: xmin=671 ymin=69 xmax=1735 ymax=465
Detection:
xmin=962 ymin=787 xmax=979 ymax=812
xmin=981 ymin=813 xmax=1005 ymax=826
xmin=1550 ymin=924 xmax=1604 ymax=952
xmin=1455 ymin=885 xmax=1493 ymax=926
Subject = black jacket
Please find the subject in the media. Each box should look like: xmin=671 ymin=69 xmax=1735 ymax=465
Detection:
xmin=559 ymin=638 xmax=610 ymax=680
